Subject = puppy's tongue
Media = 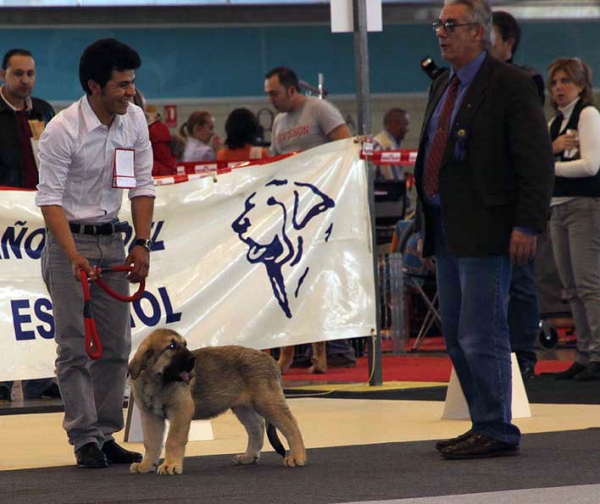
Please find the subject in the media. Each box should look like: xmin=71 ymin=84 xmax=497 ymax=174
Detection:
xmin=179 ymin=371 xmax=191 ymax=383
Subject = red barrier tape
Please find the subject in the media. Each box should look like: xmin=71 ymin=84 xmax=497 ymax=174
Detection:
xmin=360 ymin=149 xmax=418 ymax=166
xmin=173 ymin=152 xmax=296 ymax=176
xmin=80 ymin=266 xmax=145 ymax=360
xmin=152 ymin=153 xmax=297 ymax=186
xmin=3 ymin=149 xmax=419 ymax=189
xmin=151 ymin=149 xmax=418 ymax=186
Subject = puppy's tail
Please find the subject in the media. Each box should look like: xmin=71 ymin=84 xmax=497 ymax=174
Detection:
xmin=266 ymin=423 xmax=286 ymax=458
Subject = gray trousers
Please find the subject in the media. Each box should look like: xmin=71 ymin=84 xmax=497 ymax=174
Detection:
xmin=550 ymin=198 xmax=600 ymax=365
xmin=41 ymin=231 xmax=131 ymax=452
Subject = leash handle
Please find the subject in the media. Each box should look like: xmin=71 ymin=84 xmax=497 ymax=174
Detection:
xmin=79 ymin=265 xmax=146 ymax=360
xmin=95 ymin=265 xmax=146 ymax=302
xmin=80 ymin=271 xmax=103 ymax=360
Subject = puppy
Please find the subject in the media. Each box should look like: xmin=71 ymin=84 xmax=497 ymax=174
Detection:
xmin=128 ymin=328 xmax=307 ymax=475
xmin=278 ymin=342 xmax=327 ymax=374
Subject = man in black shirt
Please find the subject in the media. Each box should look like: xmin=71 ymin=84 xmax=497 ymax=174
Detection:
xmin=490 ymin=11 xmax=545 ymax=381
xmin=0 ymin=48 xmax=57 ymax=401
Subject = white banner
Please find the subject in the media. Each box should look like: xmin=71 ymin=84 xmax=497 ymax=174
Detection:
xmin=0 ymin=139 xmax=376 ymax=381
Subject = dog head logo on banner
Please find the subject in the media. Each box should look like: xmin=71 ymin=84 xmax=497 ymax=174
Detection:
xmin=232 ymin=179 xmax=335 ymax=318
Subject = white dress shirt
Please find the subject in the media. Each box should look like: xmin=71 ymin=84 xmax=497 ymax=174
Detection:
xmin=373 ymin=129 xmax=404 ymax=181
xmin=36 ymin=95 xmax=155 ymax=223
xmin=182 ymin=136 xmax=215 ymax=162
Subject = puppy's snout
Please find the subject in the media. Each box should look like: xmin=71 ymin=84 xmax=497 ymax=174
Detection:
xmin=183 ymin=352 xmax=196 ymax=372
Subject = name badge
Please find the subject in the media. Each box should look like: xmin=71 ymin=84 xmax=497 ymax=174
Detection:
xmin=112 ymin=148 xmax=137 ymax=188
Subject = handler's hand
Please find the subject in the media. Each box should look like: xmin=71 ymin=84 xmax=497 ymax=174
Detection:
xmin=510 ymin=230 xmax=536 ymax=266
xmin=126 ymin=246 xmax=150 ymax=283
xmin=71 ymin=255 xmax=96 ymax=281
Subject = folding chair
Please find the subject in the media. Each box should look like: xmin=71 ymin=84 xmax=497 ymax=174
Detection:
xmin=391 ymin=219 xmax=443 ymax=351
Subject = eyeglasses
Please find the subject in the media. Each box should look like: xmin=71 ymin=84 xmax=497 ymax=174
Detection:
xmin=432 ymin=20 xmax=480 ymax=33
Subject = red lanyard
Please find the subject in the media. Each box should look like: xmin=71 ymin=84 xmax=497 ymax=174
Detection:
xmin=80 ymin=265 xmax=145 ymax=360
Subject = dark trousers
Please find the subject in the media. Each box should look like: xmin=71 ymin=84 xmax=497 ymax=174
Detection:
xmin=508 ymin=260 xmax=539 ymax=371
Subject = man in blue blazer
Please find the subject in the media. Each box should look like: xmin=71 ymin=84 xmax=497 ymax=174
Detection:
xmin=415 ymin=0 xmax=553 ymax=459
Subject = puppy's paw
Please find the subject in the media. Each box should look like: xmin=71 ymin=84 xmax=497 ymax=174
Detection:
xmin=157 ymin=460 xmax=183 ymax=475
xmin=284 ymin=453 xmax=307 ymax=467
xmin=231 ymin=453 xmax=259 ymax=465
xmin=130 ymin=461 xmax=156 ymax=474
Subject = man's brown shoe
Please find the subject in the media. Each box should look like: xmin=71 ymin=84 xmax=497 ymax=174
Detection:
xmin=441 ymin=433 xmax=520 ymax=460
xmin=434 ymin=429 xmax=474 ymax=452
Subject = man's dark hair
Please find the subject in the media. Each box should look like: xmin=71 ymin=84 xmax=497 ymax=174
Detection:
xmin=225 ymin=108 xmax=259 ymax=149
xmin=383 ymin=108 xmax=407 ymax=127
xmin=2 ymin=49 xmax=33 ymax=70
xmin=265 ymin=66 xmax=301 ymax=92
xmin=79 ymin=38 xmax=141 ymax=95
xmin=492 ymin=11 xmax=521 ymax=57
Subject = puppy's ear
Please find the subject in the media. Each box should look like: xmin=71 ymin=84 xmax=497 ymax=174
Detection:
xmin=128 ymin=346 xmax=153 ymax=380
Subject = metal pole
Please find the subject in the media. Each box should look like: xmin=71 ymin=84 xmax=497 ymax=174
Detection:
xmin=353 ymin=0 xmax=371 ymax=135
xmin=353 ymin=0 xmax=382 ymax=386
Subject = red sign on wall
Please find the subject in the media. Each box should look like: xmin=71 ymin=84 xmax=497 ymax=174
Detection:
xmin=163 ymin=105 xmax=178 ymax=129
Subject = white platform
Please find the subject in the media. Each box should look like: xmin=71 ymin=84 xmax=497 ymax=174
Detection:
xmin=124 ymin=398 xmax=214 ymax=443
xmin=442 ymin=353 xmax=532 ymax=420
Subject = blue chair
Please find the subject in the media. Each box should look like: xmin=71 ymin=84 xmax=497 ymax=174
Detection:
xmin=392 ymin=219 xmax=442 ymax=350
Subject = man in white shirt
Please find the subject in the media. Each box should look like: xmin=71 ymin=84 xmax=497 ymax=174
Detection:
xmin=373 ymin=108 xmax=410 ymax=181
xmin=373 ymin=108 xmax=412 ymax=226
xmin=36 ymin=38 xmax=155 ymax=469
xmin=265 ymin=66 xmax=352 ymax=155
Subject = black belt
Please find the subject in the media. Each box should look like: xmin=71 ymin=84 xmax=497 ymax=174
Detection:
xmin=69 ymin=221 xmax=129 ymax=236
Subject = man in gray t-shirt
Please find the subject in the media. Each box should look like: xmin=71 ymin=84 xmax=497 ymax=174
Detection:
xmin=263 ymin=66 xmax=356 ymax=369
xmin=265 ymin=66 xmax=351 ymax=155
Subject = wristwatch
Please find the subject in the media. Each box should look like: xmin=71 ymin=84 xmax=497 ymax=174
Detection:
xmin=133 ymin=238 xmax=153 ymax=252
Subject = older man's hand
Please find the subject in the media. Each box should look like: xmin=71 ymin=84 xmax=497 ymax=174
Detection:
xmin=510 ymin=230 xmax=536 ymax=265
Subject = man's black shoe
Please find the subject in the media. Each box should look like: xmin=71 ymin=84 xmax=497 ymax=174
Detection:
xmin=24 ymin=382 xmax=62 ymax=400
xmin=441 ymin=433 xmax=520 ymax=460
xmin=555 ymin=362 xmax=586 ymax=380
xmin=435 ymin=429 xmax=474 ymax=452
xmin=40 ymin=382 xmax=62 ymax=399
xmin=76 ymin=442 xmax=108 ymax=468
xmin=327 ymin=354 xmax=356 ymax=368
xmin=0 ymin=383 xmax=12 ymax=402
xmin=573 ymin=362 xmax=600 ymax=381
xmin=290 ymin=355 xmax=313 ymax=368
xmin=520 ymin=363 xmax=536 ymax=381
xmin=102 ymin=440 xmax=143 ymax=464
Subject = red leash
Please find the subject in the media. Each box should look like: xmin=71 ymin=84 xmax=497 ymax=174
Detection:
xmin=80 ymin=265 xmax=146 ymax=360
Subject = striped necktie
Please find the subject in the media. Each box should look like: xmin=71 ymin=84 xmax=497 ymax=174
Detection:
xmin=423 ymin=76 xmax=459 ymax=199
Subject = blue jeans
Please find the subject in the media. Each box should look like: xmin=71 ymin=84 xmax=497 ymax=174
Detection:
xmin=508 ymin=260 xmax=539 ymax=371
xmin=433 ymin=210 xmax=520 ymax=445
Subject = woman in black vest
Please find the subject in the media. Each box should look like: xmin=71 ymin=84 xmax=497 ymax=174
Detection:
xmin=548 ymin=58 xmax=600 ymax=381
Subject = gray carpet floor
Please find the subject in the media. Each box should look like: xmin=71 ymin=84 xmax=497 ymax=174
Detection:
xmin=3 ymin=429 xmax=600 ymax=504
